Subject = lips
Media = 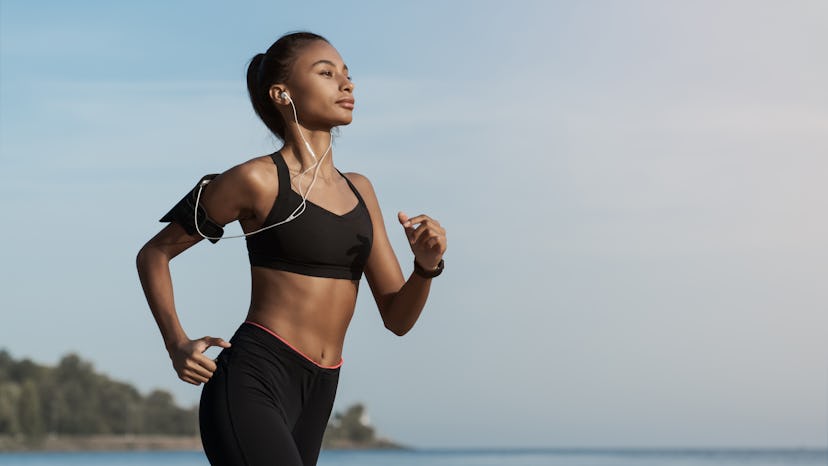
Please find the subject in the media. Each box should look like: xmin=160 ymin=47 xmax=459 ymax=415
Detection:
xmin=337 ymin=98 xmax=355 ymax=109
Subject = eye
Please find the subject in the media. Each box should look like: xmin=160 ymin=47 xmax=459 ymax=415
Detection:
xmin=320 ymin=70 xmax=334 ymax=77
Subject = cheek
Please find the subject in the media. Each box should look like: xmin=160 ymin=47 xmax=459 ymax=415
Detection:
xmin=294 ymin=81 xmax=330 ymax=108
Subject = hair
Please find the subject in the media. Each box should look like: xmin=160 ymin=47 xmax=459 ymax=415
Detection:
xmin=246 ymin=32 xmax=330 ymax=141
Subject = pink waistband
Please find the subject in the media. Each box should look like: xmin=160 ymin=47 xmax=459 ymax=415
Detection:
xmin=244 ymin=320 xmax=344 ymax=369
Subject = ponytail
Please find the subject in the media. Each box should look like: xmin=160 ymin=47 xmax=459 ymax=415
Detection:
xmin=246 ymin=32 xmax=329 ymax=141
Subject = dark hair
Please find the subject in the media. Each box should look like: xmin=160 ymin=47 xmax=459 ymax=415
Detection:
xmin=246 ymin=32 xmax=329 ymax=141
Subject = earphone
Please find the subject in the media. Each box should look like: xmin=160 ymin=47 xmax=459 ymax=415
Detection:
xmin=192 ymin=91 xmax=333 ymax=241
xmin=281 ymin=91 xmax=321 ymax=163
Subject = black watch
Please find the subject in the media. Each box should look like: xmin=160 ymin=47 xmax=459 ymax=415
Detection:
xmin=413 ymin=259 xmax=444 ymax=278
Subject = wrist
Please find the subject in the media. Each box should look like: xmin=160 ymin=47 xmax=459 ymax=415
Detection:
xmin=165 ymin=335 xmax=189 ymax=355
xmin=413 ymin=258 xmax=444 ymax=278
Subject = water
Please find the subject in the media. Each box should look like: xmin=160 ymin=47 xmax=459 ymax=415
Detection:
xmin=0 ymin=449 xmax=824 ymax=466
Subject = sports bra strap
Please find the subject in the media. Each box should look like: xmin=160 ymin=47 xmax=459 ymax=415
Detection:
xmin=270 ymin=151 xmax=365 ymax=209
xmin=336 ymin=169 xmax=367 ymax=207
xmin=269 ymin=151 xmax=292 ymax=200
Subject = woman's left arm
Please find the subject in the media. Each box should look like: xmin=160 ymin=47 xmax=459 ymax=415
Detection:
xmin=347 ymin=173 xmax=447 ymax=336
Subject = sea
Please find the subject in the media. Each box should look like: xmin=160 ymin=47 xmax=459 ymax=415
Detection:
xmin=0 ymin=449 xmax=824 ymax=466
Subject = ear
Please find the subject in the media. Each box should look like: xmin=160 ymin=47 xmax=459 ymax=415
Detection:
xmin=269 ymin=85 xmax=289 ymax=105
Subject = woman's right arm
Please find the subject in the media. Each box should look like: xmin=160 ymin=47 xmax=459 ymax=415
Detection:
xmin=135 ymin=161 xmax=268 ymax=385
xmin=136 ymin=223 xmax=225 ymax=385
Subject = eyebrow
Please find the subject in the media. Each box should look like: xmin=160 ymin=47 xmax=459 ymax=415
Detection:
xmin=311 ymin=59 xmax=348 ymax=71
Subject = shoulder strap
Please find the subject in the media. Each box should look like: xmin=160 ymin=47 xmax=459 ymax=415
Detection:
xmin=337 ymin=170 xmax=367 ymax=206
xmin=253 ymin=151 xmax=295 ymax=227
xmin=269 ymin=152 xmax=292 ymax=199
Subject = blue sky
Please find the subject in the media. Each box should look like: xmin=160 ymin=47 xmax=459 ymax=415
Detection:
xmin=1 ymin=0 xmax=826 ymax=449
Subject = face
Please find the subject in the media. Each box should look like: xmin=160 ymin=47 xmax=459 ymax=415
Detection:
xmin=273 ymin=40 xmax=355 ymax=130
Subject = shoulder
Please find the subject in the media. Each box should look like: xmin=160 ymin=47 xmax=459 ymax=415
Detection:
xmin=342 ymin=171 xmax=377 ymax=203
xmin=210 ymin=154 xmax=277 ymax=196
xmin=342 ymin=171 xmax=388 ymax=228
xmin=196 ymin=154 xmax=278 ymax=222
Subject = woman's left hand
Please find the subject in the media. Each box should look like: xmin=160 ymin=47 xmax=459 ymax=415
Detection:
xmin=398 ymin=211 xmax=447 ymax=270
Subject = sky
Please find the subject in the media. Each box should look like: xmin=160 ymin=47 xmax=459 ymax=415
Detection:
xmin=1 ymin=0 xmax=827 ymax=449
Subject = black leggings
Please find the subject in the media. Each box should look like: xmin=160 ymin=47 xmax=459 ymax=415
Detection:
xmin=199 ymin=321 xmax=341 ymax=466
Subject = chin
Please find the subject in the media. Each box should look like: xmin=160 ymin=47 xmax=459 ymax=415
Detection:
xmin=333 ymin=115 xmax=353 ymax=126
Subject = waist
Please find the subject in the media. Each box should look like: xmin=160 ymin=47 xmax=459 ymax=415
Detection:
xmin=238 ymin=320 xmax=343 ymax=371
xmin=249 ymin=267 xmax=360 ymax=308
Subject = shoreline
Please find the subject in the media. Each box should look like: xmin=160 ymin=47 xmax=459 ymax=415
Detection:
xmin=0 ymin=434 xmax=407 ymax=453
xmin=0 ymin=435 xmax=202 ymax=452
xmin=1 ymin=439 xmax=824 ymax=455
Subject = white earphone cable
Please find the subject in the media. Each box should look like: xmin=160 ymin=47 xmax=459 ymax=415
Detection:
xmin=193 ymin=95 xmax=332 ymax=241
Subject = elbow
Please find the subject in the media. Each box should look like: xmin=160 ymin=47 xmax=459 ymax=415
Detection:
xmin=136 ymin=245 xmax=148 ymax=272
xmin=136 ymin=244 xmax=153 ymax=272
xmin=135 ymin=243 xmax=166 ymax=274
xmin=378 ymin=294 xmax=413 ymax=336
xmin=384 ymin=320 xmax=410 ymax=337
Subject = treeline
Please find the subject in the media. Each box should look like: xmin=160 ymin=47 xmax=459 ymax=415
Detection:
xmin=1 ymin=350 xmax=402 ymax=449
xmin=0 ymin=350 xmax=400 ymax=449
xmin=0 ymin=350 xmax=196 ymax=438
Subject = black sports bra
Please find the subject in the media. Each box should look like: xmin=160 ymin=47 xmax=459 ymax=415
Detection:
xmin=245 ymin=151 xmax=373 ymax=280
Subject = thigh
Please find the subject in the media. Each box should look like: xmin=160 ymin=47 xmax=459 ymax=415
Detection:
xmin=200 ymin=347 xmax=305 ymax=466
xmin=292 ymin=372 xmax=340 ymax=466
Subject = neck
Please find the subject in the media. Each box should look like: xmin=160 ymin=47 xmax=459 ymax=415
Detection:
xmin=280 ymin=129 xmax=335 ymax=180
xmin=279 ymin=147 xmax=336 ymax=183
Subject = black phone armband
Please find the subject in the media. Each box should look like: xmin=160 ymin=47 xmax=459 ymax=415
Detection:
xmin=159 ymin=174 xmax=224 ymax=243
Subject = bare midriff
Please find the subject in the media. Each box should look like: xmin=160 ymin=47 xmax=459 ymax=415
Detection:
xmin=246 ymin=266 xmax=359 ymax=368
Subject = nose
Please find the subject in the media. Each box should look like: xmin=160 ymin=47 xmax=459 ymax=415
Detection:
xmin=341 ymin=75 xmax=354 ymax=93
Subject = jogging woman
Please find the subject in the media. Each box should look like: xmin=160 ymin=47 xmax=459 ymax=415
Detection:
xmin=136 ymin=31 xmax=447 ymax=466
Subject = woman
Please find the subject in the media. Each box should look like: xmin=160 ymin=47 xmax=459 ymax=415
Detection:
xmin=136 ymin=32 xmax=447 ymax=466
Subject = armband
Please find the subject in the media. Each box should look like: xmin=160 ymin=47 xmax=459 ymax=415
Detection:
xmin=159 ymin=174 xmax=225 ymax=243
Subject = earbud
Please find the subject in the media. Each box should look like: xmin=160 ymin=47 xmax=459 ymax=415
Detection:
xmin=280 ymin=91 xmax=290 ymax=102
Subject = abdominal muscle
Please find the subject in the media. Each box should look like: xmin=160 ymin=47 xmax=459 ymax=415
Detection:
xmin=245 ymin=266 xmax=359 ymax=367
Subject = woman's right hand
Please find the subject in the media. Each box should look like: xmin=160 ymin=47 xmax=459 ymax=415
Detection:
xmin=168 ymin=337 xmax=232 ymax=385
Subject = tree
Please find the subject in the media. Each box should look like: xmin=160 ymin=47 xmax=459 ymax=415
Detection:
xmin=0 ymin=383 xmax=21 ymax=435
xmin=143 ymin=390 xmax=196 ymax=435
xmin=18 ymin=380 xmax=44 ymax=438
xmin=323 ymin=403 xmax=377 ymax=447
xmin=339 ymin=404 xmax=375 ymax=443
xmin=0 ymin=350 xmax=14 ymax=382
